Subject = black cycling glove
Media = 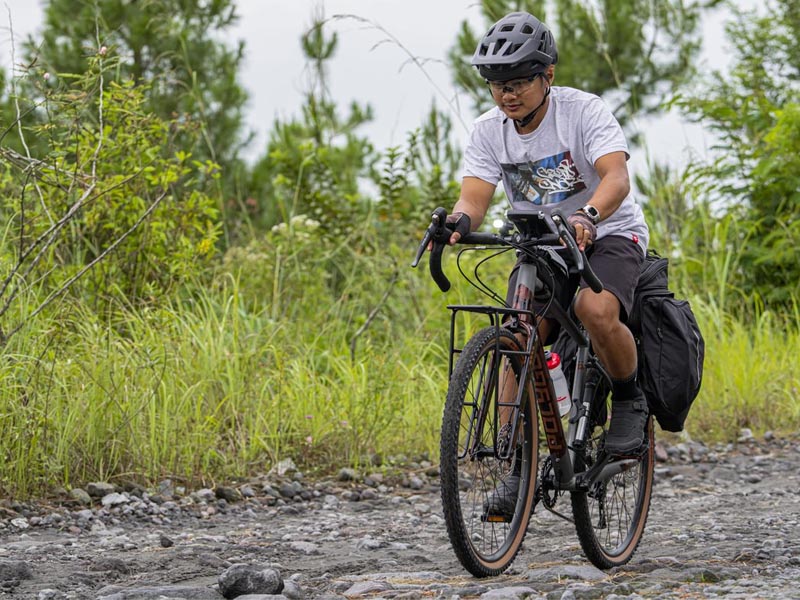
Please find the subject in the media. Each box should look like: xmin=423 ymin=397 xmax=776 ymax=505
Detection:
xmin=567 ymin=211 xmax=597 ymax=244
xmin=445 ymin=212 xmax=472 ymax=240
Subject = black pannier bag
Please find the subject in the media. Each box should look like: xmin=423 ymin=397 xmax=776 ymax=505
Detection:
xmin=628 ymin=252 xmax=705 ymax=432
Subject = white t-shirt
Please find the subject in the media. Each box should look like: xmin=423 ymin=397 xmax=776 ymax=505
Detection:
xmin=462 ymin=86 xmax=648 ymax=253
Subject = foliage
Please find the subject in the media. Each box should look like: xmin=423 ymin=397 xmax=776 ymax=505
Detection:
xmin=688 ymin=297 xmax=800 ymax=441
xmin=3 ymin=0 xmax=249 ymax=246
xmin=448 ymin=0 xmax=714 ymax=137
xmin=0 ymin=51 xmax=221 ymax=332
xmin=2 ymin=1 xmax=800 ymax=501
xmin=0 ymin=219 xmax=452 ymax=497
xmin=377 ymin=105 xmax=462 ymax=237
xmin=674 ymin=0 xmax=800 ymax=306
xmin=246 ymin=19 xmax=376 ymax=238
xmin=19 ymin=0 xmax=248 ymax=165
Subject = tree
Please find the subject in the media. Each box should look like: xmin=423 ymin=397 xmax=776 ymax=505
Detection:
xmin=675 ymin=0 xmax=800 ymax=306
xmin=13 ymin=0 xmax=248 ymax=244
xmin=246 ymin=16 xmax=377 ymax=236
xmin=0 ymin=52 xmax=221 ymax=324
xmin=449 ymin=0 xmax=715 ymax=138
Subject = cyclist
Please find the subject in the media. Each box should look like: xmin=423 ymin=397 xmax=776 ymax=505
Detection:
xmin=443 ymin=11 xmax=650 ymax=515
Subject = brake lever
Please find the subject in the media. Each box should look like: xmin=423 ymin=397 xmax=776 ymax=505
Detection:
xmin=411 ymin=229 xmax=432 ymax=268
xmin=551 ymin=211 xmax=584 ymax=270
xmin=411 ymin=207 xmax=449 ymax=268
xmin=551 ymin=210 xmax=603 ymax=294
xmin=411 ymin=207 xmax=453 ymax=292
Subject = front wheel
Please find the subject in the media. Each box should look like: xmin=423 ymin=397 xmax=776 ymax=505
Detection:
xmin=570 ymin=386 xmax=655 ymax=569
xmin=440 ymin=326 xmax=539 ymax=577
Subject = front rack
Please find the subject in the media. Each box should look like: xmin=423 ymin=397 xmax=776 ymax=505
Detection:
xmin=446 ymin=304 xmax=538 ymax=378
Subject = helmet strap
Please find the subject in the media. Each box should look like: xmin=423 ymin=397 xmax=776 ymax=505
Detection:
xmin=515 ymin=82 xmax=550 ymax=129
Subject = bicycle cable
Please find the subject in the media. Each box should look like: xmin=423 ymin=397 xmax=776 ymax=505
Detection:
xmin=455 ymin=246 xmax=514 ymax=307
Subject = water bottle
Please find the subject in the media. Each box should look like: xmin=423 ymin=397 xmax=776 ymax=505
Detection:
xmin=545 ymin=351 xmax=571 ymax=417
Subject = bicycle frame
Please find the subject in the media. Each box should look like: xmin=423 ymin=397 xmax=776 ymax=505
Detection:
xmin=447 ymin=256 xmax=636 ymax=494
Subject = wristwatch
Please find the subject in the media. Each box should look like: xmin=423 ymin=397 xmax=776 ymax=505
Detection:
xmin=579 ymin=204 xmax=600 ymax=225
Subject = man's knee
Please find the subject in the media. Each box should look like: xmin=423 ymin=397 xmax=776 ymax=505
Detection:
xmin=575 ymin=290 xmax=621 ymax=332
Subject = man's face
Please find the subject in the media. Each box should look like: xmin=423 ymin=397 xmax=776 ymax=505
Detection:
xmin=487 ymin=67 xmax=552 ymax=121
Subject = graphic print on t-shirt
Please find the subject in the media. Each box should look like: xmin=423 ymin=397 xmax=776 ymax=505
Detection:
xmin=501 ymin=150 xmax=586 ymax=205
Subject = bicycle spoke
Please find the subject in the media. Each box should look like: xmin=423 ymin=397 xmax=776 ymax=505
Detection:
xmin=572 ymin=390 xmax=654 ymax=569
xmin=440 ymin=327 xmax=538 ymax=577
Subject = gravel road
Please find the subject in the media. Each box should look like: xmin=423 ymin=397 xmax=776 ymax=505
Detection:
xmin=1 ymin=432 xmax=799 ymax=599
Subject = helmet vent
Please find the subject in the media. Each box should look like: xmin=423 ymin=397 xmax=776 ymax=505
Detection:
xmin=471 ymin=12 xmax=557 ymax=73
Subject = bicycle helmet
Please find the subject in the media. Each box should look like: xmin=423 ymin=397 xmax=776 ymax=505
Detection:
xmin=471 ymin=12 xmax=558 ymax=81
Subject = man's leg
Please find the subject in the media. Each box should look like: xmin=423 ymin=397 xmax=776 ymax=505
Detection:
xmin=574 ymin=289 xmax=647 ymax=455
xmin=573 ymin=234 xmax=647 ymax=456
xmin=574 ymin=289 xmax=636 ymax=380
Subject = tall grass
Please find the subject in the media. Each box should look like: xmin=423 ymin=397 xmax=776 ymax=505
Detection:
xmin=0 ymin=232 xmax=451 ymax=497
xmin=2 ymin=214 xmax=799 ymax=497
xmin=687 ymin=296 xmax=800 ymax=440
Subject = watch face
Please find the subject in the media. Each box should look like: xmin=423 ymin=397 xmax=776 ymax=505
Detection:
xmin=583 ymin=205 xmax=600 ymax=223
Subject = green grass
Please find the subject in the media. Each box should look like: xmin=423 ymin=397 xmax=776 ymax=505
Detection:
xmin=0 ymin=266 xmax=450 ymax=497
xmin=686 ymin=296 xmax=800 ymax=440
xmin=1 ymin=235 xmax=799 ymax=498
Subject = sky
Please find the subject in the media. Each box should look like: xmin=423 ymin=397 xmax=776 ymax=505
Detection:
xmin=1 ymin=0 xmax=745 ymax=178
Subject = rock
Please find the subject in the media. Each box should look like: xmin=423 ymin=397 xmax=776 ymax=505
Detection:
xmin=87 ymin=482 xmax=116 ymax=497
xmin=337 ymin=468 xmax=358 ymax=482
xmin=738 ymin=428 xmax=755 ymax=443
xmin=69 ymin=488 xmax=92 ymax=505
xmin=0 ymin=560 xmax=33 ymax=581
xmin=101 ymin=492 xmax=130 ymax=507
xmin=96 ymin=585 xmax=224 ymax=599
xmin=194 ymin=488 xmax=217 ymax=503
xmin=3 ymin=439 xmax=800 ymax=598
xmin=157 ymin=479 xmax=175 ymax=497
xmin=343 ymin=581 xmax=393 ymax=597
xmin=528 ymin=565 xmax=608 ymax=582
xmin=269 ymin=458 xmax=297 ymax=477
xmin=37 ymin=590 xmax=67 ymax=600
xmin=215 ymin=486 xmax=242 ymax=502
xmin=218 ymin=564 xmax=284 ymax=599
xmin=288 ymin=541 xmax=320 ymax=555
xmin=89 ymin=557 xmax=131 ymax=574
xmin=480 ymin=586 xmax=537 ymax=598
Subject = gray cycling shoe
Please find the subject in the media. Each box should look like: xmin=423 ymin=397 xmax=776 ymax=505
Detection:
xmin=605 ymin=393 xmax=649 ymax=456
xmin=483 ymin=475 xmax=520 ymax=520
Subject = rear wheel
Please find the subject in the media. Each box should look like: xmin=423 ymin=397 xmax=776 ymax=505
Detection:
xmin=440 ymin=326 xmax=539 ymax=577
xmin=571 ymin=381 xmax=655 ymax=569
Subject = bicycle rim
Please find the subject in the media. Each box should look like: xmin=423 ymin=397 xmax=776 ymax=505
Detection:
xmin=440 ymin=327 xmax=538 ymax=577
xmin=571 ymin=391 xmax=655 ymax=569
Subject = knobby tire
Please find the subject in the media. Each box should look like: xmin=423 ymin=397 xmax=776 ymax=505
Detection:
xmin=570 ymin=388 xmax=655 ymax=569
xmin=440 ymin=327 xmax=539 ymax=577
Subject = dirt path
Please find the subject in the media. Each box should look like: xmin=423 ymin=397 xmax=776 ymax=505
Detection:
xmin=1 ymin=436 xmax=799 ymax=599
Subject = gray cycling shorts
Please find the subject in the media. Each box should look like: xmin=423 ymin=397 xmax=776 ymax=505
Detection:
xmin=505 ymin=234 xmax=645 ymax=324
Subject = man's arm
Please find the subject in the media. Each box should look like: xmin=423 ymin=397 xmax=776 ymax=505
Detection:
xmin=448 ymin=176 xmax=497 ymax=245
xmin=570 ymin=151 xmax=630 ymax=251
xmin=585 ymin=151 xmax=630 ymax=220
